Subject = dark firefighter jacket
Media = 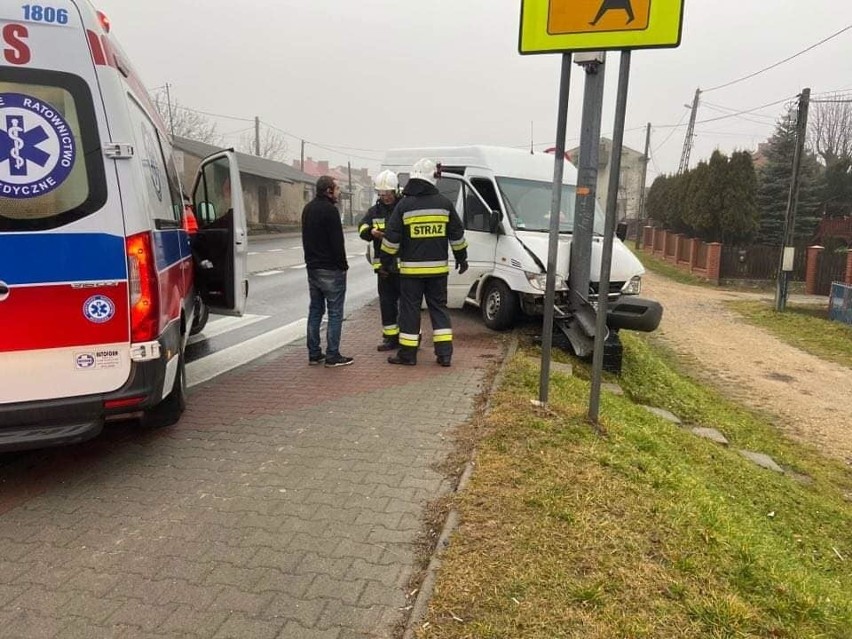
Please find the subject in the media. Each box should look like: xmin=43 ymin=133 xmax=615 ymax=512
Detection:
xmin=358 ymin=198 xmax=399 ymax=272
xmin=380 ymin=179 xmax=468 ymax=277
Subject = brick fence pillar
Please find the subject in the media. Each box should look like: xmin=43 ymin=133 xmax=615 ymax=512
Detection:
xmin=706 ymin=242 xmax=723 ymax=284
xmin=689 ymin=238 xmax=701 ymax=272
xmin=805 ymin=245 xmax=824 ymax=295
xmin=845 ymin=249 xmax=852 ymax=285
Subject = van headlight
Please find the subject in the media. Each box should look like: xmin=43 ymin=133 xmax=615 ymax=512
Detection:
xmin=622 ymin=276 xmax=642 ymax=295
xmin=525 ymin=271 xmax=566 ymax=291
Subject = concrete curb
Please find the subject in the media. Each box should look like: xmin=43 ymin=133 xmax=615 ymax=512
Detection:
xmin=402 ymin=333 xmax=520 ymax=639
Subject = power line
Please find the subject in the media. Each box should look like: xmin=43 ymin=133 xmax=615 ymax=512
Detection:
xmin=704 ymin=24 xmax=852 ymax=93
xmin=702 ymin=101 xmax=778 ymax=124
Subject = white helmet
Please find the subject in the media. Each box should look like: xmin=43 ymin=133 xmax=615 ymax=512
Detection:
xmin=410 ymin=158 xmax=438 ymax=186
xmin=373 ymin=170 xmax=399 ymax=192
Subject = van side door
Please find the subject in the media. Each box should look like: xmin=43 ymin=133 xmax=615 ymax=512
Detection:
xmin=190 ymin=151 xmax=248 ymax=316
xmin=436 ymin=174 xmax=500 ymax=307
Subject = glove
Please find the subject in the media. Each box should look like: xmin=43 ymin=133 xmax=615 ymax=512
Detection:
xmin=455 ymin=260 xmax=469 ymax=275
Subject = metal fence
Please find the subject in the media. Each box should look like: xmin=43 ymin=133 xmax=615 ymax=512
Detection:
xmin=817 ymin=250 xmax=849 ymax=296
xmin=829 ymin=283 xmax=852 ymax=325
xmin=720 ymin=244 xmax=808 ymax=282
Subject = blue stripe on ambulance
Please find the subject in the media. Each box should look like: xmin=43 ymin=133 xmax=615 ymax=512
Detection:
xmin=0 ymin=233 xmax=126 ymax=285
xmin=152 ymin=229 xmax=188 ymax=272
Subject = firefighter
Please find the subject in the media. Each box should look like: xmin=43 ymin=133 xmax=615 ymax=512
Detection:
xmin=380 ymin=159 xmax=468 ymax=367
xmin=359 ymin=170 xmax=402 ymax=351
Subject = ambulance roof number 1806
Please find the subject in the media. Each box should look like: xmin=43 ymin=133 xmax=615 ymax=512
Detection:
xmin=21 ymin=5 xmax=70 ymax=25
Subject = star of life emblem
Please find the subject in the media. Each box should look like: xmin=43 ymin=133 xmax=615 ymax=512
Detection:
xmin=0 ymin=92 xmax=76 ymax=199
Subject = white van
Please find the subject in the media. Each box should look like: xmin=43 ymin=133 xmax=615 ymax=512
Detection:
xmin=0 ymin=0 xmax=248 ymax=451
xmin=382 ymin=146 xmax=661 ymax=334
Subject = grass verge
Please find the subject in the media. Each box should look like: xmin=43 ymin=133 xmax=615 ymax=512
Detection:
xmin=418 ymin=334 xmax=852 ymax=639
xmin=726 ymin=300 xmax=852 ymax=370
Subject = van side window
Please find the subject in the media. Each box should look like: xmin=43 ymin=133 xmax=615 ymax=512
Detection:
xmin=157 ymin=135 xmax=183 ymax=221
xmin=127 ymin=94 xmax=178 ymax=225
xmin=194 ymin=158 xmax=232 ymax=226
xmin=435 ymin=177 xmax=461 ymax=204
xmin=463 ymin=185 xmax=491 ymax=233
xmin=471 ymin=178 xmax=501 ymax=212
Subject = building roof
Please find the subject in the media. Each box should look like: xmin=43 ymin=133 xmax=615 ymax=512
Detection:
xmin=173 ymin=136 xmax=316 ymax=185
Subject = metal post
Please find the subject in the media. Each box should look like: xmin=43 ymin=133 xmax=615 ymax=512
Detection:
xmin=348 ymin=161 xmax=354 ymax=226
xmin=254 ymin=117 xmax=261 ymax=156
xmin=164 ymin=83 xmax=175 ymax=137
xmin=589 ymin=50 xmax=631 ymax=424
xmin=567 ymin=54 xmax=607 ymax=318
xmin=636 ymin=122 xmax=651 ymax=250
xmin=775 ymin=88 xmax=811 ymax=312
xmin=538 ymin=53 xmax=573 ymax=406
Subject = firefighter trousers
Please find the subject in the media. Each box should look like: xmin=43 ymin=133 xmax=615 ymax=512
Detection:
xmin=377 ymin=273 xmax=401 ymax=342
xmin=397 ymin=275 xmax=452 ymax=362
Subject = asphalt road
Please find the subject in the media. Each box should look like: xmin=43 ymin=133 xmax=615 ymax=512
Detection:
xmin=184 ymin=231 xmax=379 ymax=385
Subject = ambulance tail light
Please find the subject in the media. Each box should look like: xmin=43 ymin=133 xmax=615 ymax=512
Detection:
xmin=126 ymin=232 xmax=160 ymax=343
xmin=96 ymin=10 xmax=111 ymax=33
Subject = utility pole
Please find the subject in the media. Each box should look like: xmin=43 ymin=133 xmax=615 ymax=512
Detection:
xmin=636 ymin=122 xmax=651 ymax=250
xmin=530 ymin=121 xmax=534 ymax=155
xmin=348 ymin=161 xmax=353 ymax=226
xmin=300 ymin=140 xmax=305 ymax=172
xmin=164 ymin=83 xmax=175 ymax=137
xmin=254 ymin=117 xmax=261 ymax=156
xmin=678 ymin=88 xmax=701 ymax=174
xmin=775 ymin=87 xmax=811 ymax=312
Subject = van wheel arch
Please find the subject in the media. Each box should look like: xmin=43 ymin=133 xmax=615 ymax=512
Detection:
xmin=480 ymin=278 xmax=518 ymax=331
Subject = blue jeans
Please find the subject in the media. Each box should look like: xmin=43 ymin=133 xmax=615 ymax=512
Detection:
xmin=307 ymin=269 xmax=347 ymax=358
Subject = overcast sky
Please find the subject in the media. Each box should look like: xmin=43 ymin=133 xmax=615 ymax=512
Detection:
xmin=96 ymin=0 xmax=852 ymax=177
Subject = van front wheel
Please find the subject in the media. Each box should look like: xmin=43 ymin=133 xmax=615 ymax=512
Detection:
xmin=481 ymin=280 xmax=517 ymax=331
xmin=142 ymin=350 xmax=186 ymax=429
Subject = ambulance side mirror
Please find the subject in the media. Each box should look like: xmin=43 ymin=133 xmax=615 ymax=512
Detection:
xmin=489 ymin=209 xmax=503 ymax=233
xmin=616 ymin=222 xmax=628 ymax=242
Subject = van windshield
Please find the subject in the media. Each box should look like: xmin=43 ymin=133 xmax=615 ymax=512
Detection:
xmin=0 ymin=69 xmax=105 ymax=231
xmin=496 ymin=177 xmax=604 ymax=235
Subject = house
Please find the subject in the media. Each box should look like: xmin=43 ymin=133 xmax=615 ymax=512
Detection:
xmin=296 ymin=158 xmax=374 ymax=224
xmin=567 ymin=138 xmax=647 ymax=225
xmin=173 ymin=136 xmax=316 ymax=229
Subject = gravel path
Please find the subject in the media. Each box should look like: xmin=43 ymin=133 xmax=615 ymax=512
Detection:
xmin=644 ymin=272 xmax=852 ymax=465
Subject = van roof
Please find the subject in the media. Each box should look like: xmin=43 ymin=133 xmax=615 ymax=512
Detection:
xmin=382 ymin=145 xmax=578 ymax=184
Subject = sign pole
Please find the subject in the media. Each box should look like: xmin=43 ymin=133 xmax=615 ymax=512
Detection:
xmin=589 ymin=50 xmax=632 ymax=424
xmin=567 ymin=53 xmax=606 ymax=322
xmin=539 ymin=52 xmax=573 ymax=406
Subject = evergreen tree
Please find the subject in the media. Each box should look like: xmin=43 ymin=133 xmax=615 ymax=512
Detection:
xmin=684 ymin=159 xmax=717 ymax=239
xmin=756 ymin=110 xmax=824 ymax=245
xmin=719 ymin=151 xmax=759 ymax=244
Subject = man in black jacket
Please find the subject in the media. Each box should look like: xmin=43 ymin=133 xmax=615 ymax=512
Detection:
xmin=358 ymin=170 xmax=401 ymax=351
xmin=301 ymin=175 xmax=353 ymax=367
xmin=380 ymin=159 xmax=468 ymax=367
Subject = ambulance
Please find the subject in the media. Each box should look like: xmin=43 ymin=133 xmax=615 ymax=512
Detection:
xmin=0 ymin=1 xmax=248 ymax=451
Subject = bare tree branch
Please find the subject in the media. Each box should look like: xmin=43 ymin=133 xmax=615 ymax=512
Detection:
xmin=808 ymin=94 xmax=852 ymax=166
xmin=238 ymin=127 xmax=289 ymax=162
xmin=153 ymin=91 xmax=222 ymax=145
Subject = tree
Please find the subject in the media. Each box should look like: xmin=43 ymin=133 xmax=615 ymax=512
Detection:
xmin=238 ymin=127 xmax=289 ymax=162
xmin=809 ymin=94 xmax=852 ymax=167
xmin=756 ymin=110 xmax=824 ymax=245
xmin=719 ymin=151 xmax=759 ymax=244
xmin=153 ymin=90 xmax=221 ymax=145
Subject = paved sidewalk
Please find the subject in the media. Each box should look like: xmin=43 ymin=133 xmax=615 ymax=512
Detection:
xmin=0 ymin=302 xmax=505 ymax=639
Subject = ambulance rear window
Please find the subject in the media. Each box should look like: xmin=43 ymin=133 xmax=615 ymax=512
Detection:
xmin=0 ymin=68 xmax=106 ymax=232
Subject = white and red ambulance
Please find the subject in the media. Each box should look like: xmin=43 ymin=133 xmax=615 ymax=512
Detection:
xmin=0 ymin=1 xmax=248 ymax=450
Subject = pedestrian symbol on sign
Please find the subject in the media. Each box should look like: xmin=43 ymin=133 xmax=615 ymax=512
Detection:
xmin=548 ymin=0 xmax=650 ymax=35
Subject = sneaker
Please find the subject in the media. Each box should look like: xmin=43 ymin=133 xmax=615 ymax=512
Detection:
xmin=376 ymin=340 xmax=398 ymax=352
xmin=325 ymin=355 xmax=354 ymax=368
xmin=309 ymin=353 xmax=326 ymax=366
xmin=437 ymin=356 xmax=452 ymax=368
xmin=387 ymin=355 xmax=416 ymax=366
